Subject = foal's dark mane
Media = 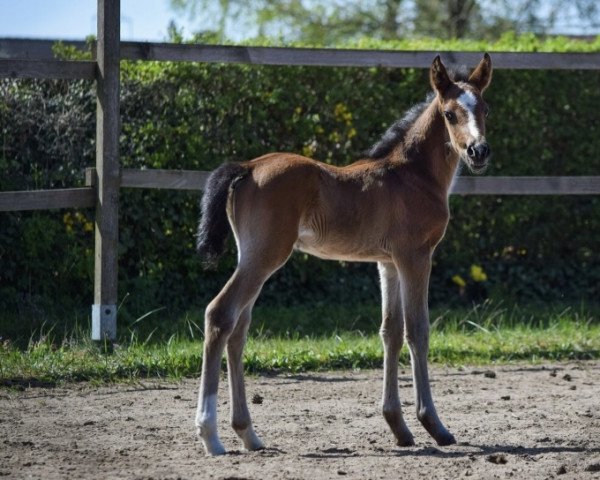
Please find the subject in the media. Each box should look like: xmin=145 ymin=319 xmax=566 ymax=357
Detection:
xmin=367 ymin=67 xmax=470 ymax=161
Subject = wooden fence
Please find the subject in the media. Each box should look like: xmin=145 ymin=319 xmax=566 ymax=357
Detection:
xmin=1 ymin=0 xmax=599 ymax=339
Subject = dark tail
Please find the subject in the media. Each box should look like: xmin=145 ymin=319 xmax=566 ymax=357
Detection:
xmin=196 ymin=162 xmax=248 ymax=267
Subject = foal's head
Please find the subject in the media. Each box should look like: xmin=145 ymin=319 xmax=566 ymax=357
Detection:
xmin=430 ymin=54 xmax=493 ymax=173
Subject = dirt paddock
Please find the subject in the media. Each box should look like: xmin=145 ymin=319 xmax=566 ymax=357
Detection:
xmin=1 ymin=361 xmax=599 ymax=479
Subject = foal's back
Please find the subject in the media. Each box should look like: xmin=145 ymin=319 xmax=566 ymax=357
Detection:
xmin=233 ymin=152 xmax=449 ymax=263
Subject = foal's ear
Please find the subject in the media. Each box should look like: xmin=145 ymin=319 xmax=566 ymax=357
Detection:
xmin=430 ymin=55 xmax=452 ymax=96
xmin=468 ymin=53 xmax=492 ymax=93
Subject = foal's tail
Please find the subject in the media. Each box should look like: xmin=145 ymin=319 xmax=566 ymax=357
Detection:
xmin=196 ymin=162 xmax=248 ymax=267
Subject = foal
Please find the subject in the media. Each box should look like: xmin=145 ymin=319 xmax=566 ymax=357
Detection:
xmin=195 ymin=54 xmax=493 ymax=455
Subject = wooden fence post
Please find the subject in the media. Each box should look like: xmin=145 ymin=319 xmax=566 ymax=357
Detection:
xmin=92 ymin=0 xmax=120 ymax=341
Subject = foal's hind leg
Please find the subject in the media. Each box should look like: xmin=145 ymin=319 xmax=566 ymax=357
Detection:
xmin=196 ymin=216 xmax=297 ymax=456
xmin=378 ymin=262 xmax=415 ymax=446
xmin=397 ymin=251 xmax=456 ymax=446
xmin=196 ymin=267 xmax=268 ymax=455
xmin=226 ymin=296 xmax=264 ymax=451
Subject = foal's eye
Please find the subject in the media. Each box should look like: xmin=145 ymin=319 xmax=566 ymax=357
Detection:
xmin=444 ymin=111 xmax=456 ymax=123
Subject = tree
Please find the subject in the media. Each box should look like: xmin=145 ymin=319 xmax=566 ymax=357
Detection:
xmin=478 ymin=0 xmax=600 ymax=36
xmin=412 ymin=0 xmax=483 ymax=38
xmin=255 ymin=0 xmax=406 ymax=44
xmin=169 ymin=0 xmax=408 ymax=45
xmin=169 ymin=0 xmax=600 ymax=43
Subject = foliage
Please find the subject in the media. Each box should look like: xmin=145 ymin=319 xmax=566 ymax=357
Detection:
xmin=0 ymin=35 xmax=599 ymax=336
xmin=346 ymin=31 xmax=600 ymax=52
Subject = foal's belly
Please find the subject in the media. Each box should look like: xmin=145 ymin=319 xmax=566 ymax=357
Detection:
xmin=294 ymin=226 xmax=391 ymax=263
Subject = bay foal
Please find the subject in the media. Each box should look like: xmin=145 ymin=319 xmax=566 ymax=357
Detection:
xmin=195 ymin=54 xmax=493 ymax=455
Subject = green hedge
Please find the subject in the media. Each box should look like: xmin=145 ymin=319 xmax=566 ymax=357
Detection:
xmin=1 ymin=35 xmax=599 ymax=333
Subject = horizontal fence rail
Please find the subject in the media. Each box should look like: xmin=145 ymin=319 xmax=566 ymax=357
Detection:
xmin=107 ymin=171 xmax=600 ymax=195
xmin=0 ymin=38 xmax=87 ymax=60
xmin=0 ymin=59 xmax=96 ymax=80
xmin=3 ymin=172 xmax=599 ymax=213
xmin=120 ymin=168 xmax=211 ymax=190
xmin=2 ymin=38 xmax=600 ymax=71
xmin=120 ymin=44 xmax=600 ymax=70
xmin=84 ymin=167 xmax=211 ymax=190
xmin=450 ymin=175 xmax=600 ymax=195
xmin=0 ymin=188 xmax=95 ymax=211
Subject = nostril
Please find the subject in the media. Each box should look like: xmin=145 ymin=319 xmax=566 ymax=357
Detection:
xmin=481 ymin=143 xmax=490 ymax=158
xmin=468 ymin=143 xmax=490 ymax=162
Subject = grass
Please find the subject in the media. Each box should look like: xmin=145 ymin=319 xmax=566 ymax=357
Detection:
xmin=1 ymin=301 xmax=599 ymax=386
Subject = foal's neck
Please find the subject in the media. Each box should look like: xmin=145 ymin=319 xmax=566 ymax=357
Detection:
xmin=403 ymin=100 xmax=460 ymax=197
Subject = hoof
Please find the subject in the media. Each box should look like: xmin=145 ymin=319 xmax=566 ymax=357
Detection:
xmin=244 ymin=438 xmax=265 ymax=452
xmin=396 ymin=436 xmax=416 ymax=447
xmin=202 ymin=441 xmax=227 ymax=456
xmin=417 ymin=412 xmax=456 ymax=447
xmin=395 ymin=428 xmax=416 ymax=447
xmin=435 ymin=431 xmax=457 ymax=447
xmin=197 ymin=427 xmax=227 ymax=456
xmin=207 ymin=446 xmax=227 ymax=456
xmin=236 ymin=427 xmax=265 ymax=452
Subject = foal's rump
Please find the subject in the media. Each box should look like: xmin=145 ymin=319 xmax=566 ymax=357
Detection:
xmin=226 ymin=153 xmax=324 ymax=268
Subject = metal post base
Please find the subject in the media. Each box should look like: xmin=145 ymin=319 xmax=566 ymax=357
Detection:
xmin=92 ymin=304 xmax=117 ymax=341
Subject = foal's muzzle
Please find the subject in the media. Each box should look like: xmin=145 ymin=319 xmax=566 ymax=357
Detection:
xmin=466 ymin=142 xmax=490 ymax=173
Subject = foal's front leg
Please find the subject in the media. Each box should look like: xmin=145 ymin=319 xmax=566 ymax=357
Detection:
xmin=378 ymin=262 xmax=415 ymax=446
xmin=398 ymin=252 xmax=456 ymax=446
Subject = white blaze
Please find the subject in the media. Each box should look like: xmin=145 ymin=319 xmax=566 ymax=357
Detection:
xmin=457 ymin=90 xmax=480 ymax=139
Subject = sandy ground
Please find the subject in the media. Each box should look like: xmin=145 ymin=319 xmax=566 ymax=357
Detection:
xmin=1 ymin=361 xmax=599 ymax=480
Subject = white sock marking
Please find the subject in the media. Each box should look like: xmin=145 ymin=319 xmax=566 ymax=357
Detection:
xmin=196 ymin=393 xmax=226 ymax=455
